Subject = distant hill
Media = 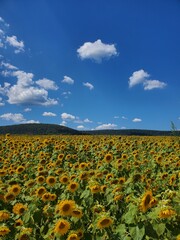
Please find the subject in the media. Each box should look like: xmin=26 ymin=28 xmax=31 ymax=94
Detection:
xmin=0 ymin=123 xmax=179 ymax=136
xmin=83 ymin=129 xmax=180 ymax=136
xmin=0 ymin=123 xmax=80 ymax=135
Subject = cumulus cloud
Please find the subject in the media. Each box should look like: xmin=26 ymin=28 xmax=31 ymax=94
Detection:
xmin=77 ymin=125 xmax=85 ymax=129
xmin=60 ymin=120 xmax=67 ymax=126
xmin=0 ymin=113 xmax=25 ymax=122
xmin=3 ymin=70 xmax=58 ymax=106
xmin=129 ymin=69 xmax=167 ymax=90
xmin=129 ymin=69 xmax=149 ymax=88
xmin=77 ymin=39 xmax=118 ymax=62
xmin=143 ymin=80 xmax=167 ymax=90
xmin=61 ymin=112 xmax=75 ymax=120
xmin=95 ymin=123 xmax=117 ymax=130
xmin=42 ymin=112 xmax=57 ymax=117
xmin=84 ymin=118 xmax=92 ymax=123
xmin=36 ymin=78 xmax=58 ymax=90
xmin=61 ymin=76 xmax=74 ymax=84
xmin=132 ymin=118 xmax=142 ymax=122
xmin=83 ymin=82 xmax=94 ymax=90
xmin=6 ymin=35 xmax=24 ymax=53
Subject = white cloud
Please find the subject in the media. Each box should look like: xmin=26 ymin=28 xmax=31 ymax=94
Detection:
xmin=5 ymin=71 xmax=58 ymax=106
xmin=61 ymin=76 xmax=74 ymax=84
xmin=62 ymin=91 xmax=71 ymax=99
xmin=6 ymin=35 xmax=24 ymax=53
xmin=36 ymin=78 xmax=58 ymax=90
xmin=143 ymin=80 xmax=167 ymax=90
xmin=83 ymin=82 xmax=94 ymax=90
xmin=61 ymin=112 xmax=75 ymax=120
xmin=0 ymin=82 xmax=11 ymax=95
xmin=77 ymin=125 xmax=85 ymax=129
xmin=129 ymin=69 xmax=149 ymax=88
xmin=121 ymin=126 xmax=126 ymax=129
xmin=1 ymin=61 xmax=18 ymax=70
xmin=0 ymin=113 xmax=25 ymax=122
xmin=26 ymin=120 xmax=40 ymax=124
xmin=77 ymin=39 xmax=118 ymax=62
xmin=129 ymin=69 xmax=167 ymax=90
xmin=122 ymin=116 xmax=128 ymax=120
xmin=95 ymin=123 xmax=117 ymax=130
xmin=132 ymin=118 xmax=142 ymax=122
xmin=0 ymin=97 xmax=5 ymax=106
xmin=84 ymin=118 xmax=92 ymax=123
xmin=60 ymin=120 xmax=67 ymax=126
xmin=24 ymin=108 xmax=31 ymax=112
xmin=42 ymin=112 xmax=57 ymax=117
xmin=114 ymin=116 xmax=119 ymax=119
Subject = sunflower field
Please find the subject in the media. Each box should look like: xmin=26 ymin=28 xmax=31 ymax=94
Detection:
xmin=0 ymin=134 xmax=179 ymax=240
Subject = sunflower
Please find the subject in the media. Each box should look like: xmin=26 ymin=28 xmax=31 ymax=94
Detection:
xmin=79 ymin=171 xmax=88 ymax=181
xmin=67 ymin=233 xmax=79 ymax=240
xmin=76 ymin=229 xmax=84 ymax=239
xmin=36 ymin=176 xmax=45 ymax=184
xmin=25 ymin=179 xmax=35 ymax=188
xmin=89 ymin=185 xmax=101 ymax=194
xmin=59 ymin=175 xmax=69 ymax=184
xmin=50 ymin=193 xmax=57 ymax=201
xmin=54 ymin=219 xmax=70 ymax=236
xmin=16 ymin=166 xmax=25 ymax=174
xmin=36 ymin=186 xmax=46 ymax=197
xmin=67 ymin=182 xmax=79 ymax=193
xmin=4 ymin=192 xmax=16 ymax=202
xmin=139 ymin=191 xmax=153 ymax=212
xmin=104 ymin=153 xmax=113 ymax=163
xmin=42 ymin=192 xmax=51 ymax=202
xmin=13 ymin=203 xmax=28 ymax=215
xmin=0 ymin=225 xmax=11 ymax=237
xmin=9 ymin=184 xmax=21 ymax=196
xmin=14 ymin=218 xmax=23 ymax=227
xmin=79 ymin=162 xmax=87 ymax=170
xmin=56 ymin=200 xmax=76 ymax=216
xmin=46 ymin=176 xmax=56 ymax=186
xmin=96 ymin=216 xmax=113 ymax=229
xmin=158 ymin=209 xmax=176 ymax=219
xmin=0 ymin=210 xmax=10 ymax=221
xmin=119 ymin=177 xmax=126 ymax=184
xmin=71 ymin=208 xmax=83 ymax=218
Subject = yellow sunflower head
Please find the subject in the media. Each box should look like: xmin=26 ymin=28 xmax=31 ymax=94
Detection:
xmin=54 ymin=219 xmax=70 ymax=236
xmin=56 ymin=200 xmax=76 ymax=216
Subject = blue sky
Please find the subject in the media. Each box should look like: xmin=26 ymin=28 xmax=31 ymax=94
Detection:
xmin=0 ymin=0 xmax=180 ymax=130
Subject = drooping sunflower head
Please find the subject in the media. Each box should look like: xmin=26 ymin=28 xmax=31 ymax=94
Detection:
xmin=0 ymin=225 xmax=11 ymax=237
xmin=158 ymin=208 xmax=176 ymax=219
xmin=0 ymin=210 xmax=10 ymax=221
xmin=54 ymin=219 xmax=70 ymax=236
xmin=96 ymin=216 xmax=113 ymax=229
xmin=71 ymin=208 xmax=83 ymax=219
xmin=67 ymin=233 xmax=79 ymax=240
xmin=4 ymin=192 xmax=16 ymax=202
xmin=139 ymin=190 xmax=153 ymax=213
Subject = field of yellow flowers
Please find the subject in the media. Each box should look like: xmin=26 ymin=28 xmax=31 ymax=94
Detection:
xmin=0 ymin=134 xmax=179 ymax=240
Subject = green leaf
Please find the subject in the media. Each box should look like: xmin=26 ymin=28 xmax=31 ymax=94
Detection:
xmin=153 ymin=223 xmax=165 ymax=236
xmin=129 ymin=225 xmax=145 ymax=240
xmin=116 ymin=223 xmax=126 ymax=234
